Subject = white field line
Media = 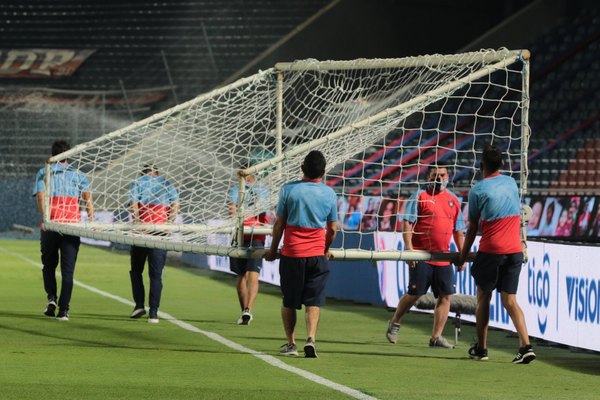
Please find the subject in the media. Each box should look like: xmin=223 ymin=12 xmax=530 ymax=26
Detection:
xmin=0 ymin=245 xmax=377 ymax=400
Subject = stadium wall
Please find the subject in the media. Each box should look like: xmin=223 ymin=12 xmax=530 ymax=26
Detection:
xmin=0 ymin=178 xmax=38 ymax=232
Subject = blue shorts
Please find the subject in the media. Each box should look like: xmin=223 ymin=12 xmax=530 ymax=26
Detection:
xmin=229 ymin=240 xmax=264 ymax=275
xmin=471 ymin=252 xmax=523 ymax=294
xmin=279 ymin=255 xmax=329 ymax=309
xmin=407 ymin=262 xmax=456 ymax=297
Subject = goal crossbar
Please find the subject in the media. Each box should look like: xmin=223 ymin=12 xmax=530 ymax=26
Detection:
xmin=243 ymin=53 xmax=523 ymax=178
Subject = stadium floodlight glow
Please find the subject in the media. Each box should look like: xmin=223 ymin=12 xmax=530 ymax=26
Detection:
xmin=44 ymin=48 xmax=530 ymax=261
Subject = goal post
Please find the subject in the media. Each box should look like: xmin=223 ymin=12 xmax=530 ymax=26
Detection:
xmin=44 ymin=48 xmax=531 ymax=261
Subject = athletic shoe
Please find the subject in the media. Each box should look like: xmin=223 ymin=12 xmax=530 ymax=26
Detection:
xmin=148 ymin=309 xmax=159 ymax=324
xmin=279 ymin=343 xmax=299 ymax=357
xmin=386 ymin=320 xmax=400 ymax=344
xmin=237 ymin=308 xmax=253 ymax=325
xmin=512 ymin=345 xmax=536 ymax=364
xmin=130 ymin=307 xmax=146 ymax=319
xmin=56 ymin=309 xmax=69 ymax=321
xmin=304 ymin=337 xmax=318 ymax=358
xmin=468 ymin=344 xmax=488 ymax=361
xmin=44 ymin=299 xmax=57 ymax=317
xmin=429 ymin=336 xmax=455 ymax=349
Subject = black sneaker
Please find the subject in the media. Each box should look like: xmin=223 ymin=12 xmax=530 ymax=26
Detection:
xmin=468 ymin=344 xmax=488 ymax=361
xmin=238 ymin=308 xmax=252 ymax=325
xmin=304 ymin=337 xmax=318 ymax=358
xmin=130 ymin=307 xmax=146 ymax=319
xmin=56 ymin=309 xmax=69 ymax=321
xmin=148 ymin=309 xmax=159 ymax=324
xmin=44 ymin=299 xmax=57 ymax=317
xmin=512 ymin=345 xmax=536 ymax=364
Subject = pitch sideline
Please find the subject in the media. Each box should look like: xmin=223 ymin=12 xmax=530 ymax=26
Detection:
xmin=0 ymin=245 xmax=377 ymax=400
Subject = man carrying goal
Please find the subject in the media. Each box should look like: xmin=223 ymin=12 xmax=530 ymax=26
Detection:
xmin=456 ymin=144 xmax=535 ymax=364
xmin=128 ymin=164 xmax=179 ymax=324
xmin=386 ymin=163 xmax=465 ymax=348
xmin=228 ymin=168 xmax=270 ymax=325
xmin=264 ymin=150 xmax=338 ymax=358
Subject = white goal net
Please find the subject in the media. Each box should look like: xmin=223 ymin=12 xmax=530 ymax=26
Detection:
xmin=44 ymin=48 xmax=530 ymax=260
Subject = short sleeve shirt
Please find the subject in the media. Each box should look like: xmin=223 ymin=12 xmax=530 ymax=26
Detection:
xmin=33 ymin=162 xmax=91 ymax=223
xmin=468 ymin=173 xmax=522 ymax=254
xmin=404 ymin=189 xmax=465 ymax=265
xmin=129 ymin=175 xmax=179 ymax=223
xmin=276 ymin=180 xmax=338 ymax=258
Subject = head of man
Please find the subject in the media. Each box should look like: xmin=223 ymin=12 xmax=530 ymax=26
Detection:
xmin=301 ymin=150 xmax=326 ymax=180
xmin=427 ymin=163 xmax=450 ymax=193
xmin=141 ymin=164 xmax=159 ymax=176
xmin=481 ymin=144 xmax=503 ymax=175
xmin=51 ymin=140 xmax=71 ymax=156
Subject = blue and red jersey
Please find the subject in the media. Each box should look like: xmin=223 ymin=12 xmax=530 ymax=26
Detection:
xmin=276 ymin=179 xmax=338 ymax=258
xmin=468 ymin=172 xmax=522 ymax=254
xmin=33 ymin=162 xmax=91 ymax=223
xmin=228 ymin=182 xmax=270 ymax=241
xmin=404 ymin=188 xmax=465 ymax=266
xmin=129 ymin=175 xmax=178 ymax=224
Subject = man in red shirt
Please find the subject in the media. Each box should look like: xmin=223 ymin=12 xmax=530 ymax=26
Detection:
xmin=386 ymin=164 xmax=465 ymax=348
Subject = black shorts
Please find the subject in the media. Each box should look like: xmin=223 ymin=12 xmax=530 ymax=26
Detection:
xmin=279 ymin=255 xmax=329 ymax=310
xmin=470 ymin=251 xmax=523 ymax=294
xmin=229 ymin=240 xmax=264 ymax=275
xmin=407 ymin=262 xmax=456 ymax=297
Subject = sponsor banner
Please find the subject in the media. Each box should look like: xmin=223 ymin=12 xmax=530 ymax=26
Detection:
xmin=0 ymin=49 xmax=95 ymax=77
xmin=80 ymin=211 xmax=112 ymax=247
xmin=375 ymin=232 xmax=600 ymax=351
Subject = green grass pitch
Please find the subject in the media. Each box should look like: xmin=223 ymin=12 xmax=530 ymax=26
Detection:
xmin=0 ymin=239 xmax=598 ymax=399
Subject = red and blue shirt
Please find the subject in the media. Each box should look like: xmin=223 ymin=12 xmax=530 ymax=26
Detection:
xmin=404 ymin=189 xmax=465 ymax=266
xmin=276 ymin=179 xmax=337 ymax=258
xmin=33 ymin=162 xmax=91 ymax=223
xmin=129 ymin=175 xmax=178 ymax=223
xmin=228 ymin=182 xmax=270 ymax=241
xmin=468 ymin=173 xmax=522 ymax=254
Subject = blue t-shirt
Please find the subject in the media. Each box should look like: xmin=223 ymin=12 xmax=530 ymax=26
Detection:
xmin=468 ymin=173 xmax=522 ymax=254
xmin=276 ymin=179 xmax=337 ymax=257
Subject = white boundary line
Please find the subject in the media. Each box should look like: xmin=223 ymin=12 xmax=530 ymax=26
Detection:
xmin=0 ymin=245 xmax=377 ymax=400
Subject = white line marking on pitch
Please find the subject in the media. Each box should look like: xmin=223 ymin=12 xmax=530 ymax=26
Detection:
xmin=0 ymin=246 xmax=377 ymax=400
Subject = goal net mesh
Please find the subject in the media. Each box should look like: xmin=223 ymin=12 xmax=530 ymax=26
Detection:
xmin=44 ymin=48 xmax=530 ymax=259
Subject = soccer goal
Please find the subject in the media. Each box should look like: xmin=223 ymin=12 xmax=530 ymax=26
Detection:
xmin=43 ymin=48 xmax=530 ymax=261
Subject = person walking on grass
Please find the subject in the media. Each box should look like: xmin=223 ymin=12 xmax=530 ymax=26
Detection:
xmin=386 ymin=163 xmax=465 ymax=349
xmin=128 ymin=164 xmax=179 ymax=324
xmin=34 ymin=140 xmax=95 ymax=321
xmin=264 ymin=150 xmax=338 ymax=358
xmin=228 ymin=167 xmax=270 ymax=325
xmin=456 ymin=144 xmax=536 ymax=364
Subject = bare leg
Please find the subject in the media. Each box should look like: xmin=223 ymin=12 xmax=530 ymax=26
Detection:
xmin=281 ymin=306 xmax=297 ymax=344
xmin=432 ymin=294 xmax=451 ymax=339
xmin=236 ymin=275 xmax=247 ymax=310
xmin=501 ymin=292 xmax=530 ymax=347
xmin=244 ymin=271 xmax=259 ymax=311
xmin=391 ymin=294 xmax=420 ymax=324
xmin=476 ymin=287 xmax=492 ymax=349
xmin=305 ymin=306 xmax=320 ymax=340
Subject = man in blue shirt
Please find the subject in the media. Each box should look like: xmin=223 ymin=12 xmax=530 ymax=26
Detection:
xmin=128 ymin=164 xmax=179 ymax=324
xmin=456 ymin=144 xmax=535 ymax=364
xmin=264 ymin=150 xmax=338 ymax=358
xmin=228 ymin=169 xmax=270 ymax=325
xmin=33 ymin=140 xmax=95 ymax=321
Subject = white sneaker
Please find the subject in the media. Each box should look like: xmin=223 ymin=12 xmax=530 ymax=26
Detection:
xmin=237 ymin=308 xmax=253 ymax=325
